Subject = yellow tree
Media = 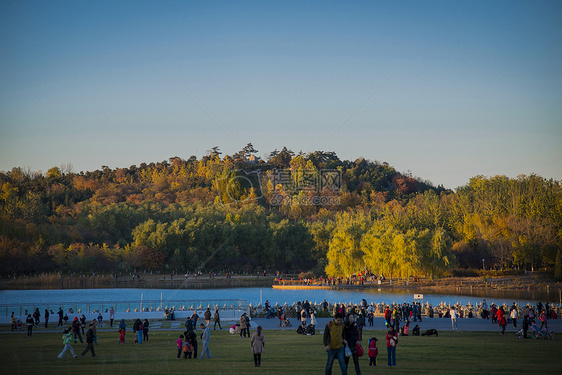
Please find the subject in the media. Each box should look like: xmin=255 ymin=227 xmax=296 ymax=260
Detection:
xmin=325 ymin=213 xmax=368 ymax=277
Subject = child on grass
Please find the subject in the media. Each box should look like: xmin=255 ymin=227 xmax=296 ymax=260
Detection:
xmin=57 ymin=329 xmax=78 ymax=359
xmin=119 ymin=328 xmax=126 ymax=344
xmin=368 ymin=337 xmax=378 ymax=366
xmin=176 ymin=335 xmax=184 ymax=359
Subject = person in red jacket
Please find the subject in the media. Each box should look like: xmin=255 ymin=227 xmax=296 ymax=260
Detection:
xmin=368 ymin=337 xmax=378 ymax=366
xmin=496 ymin=307 xmax=507 ymax=335
xmin=386 ymin=326 xmax=398 ymax=367
xmin=384 ymin=307 xmax=391 ymax=327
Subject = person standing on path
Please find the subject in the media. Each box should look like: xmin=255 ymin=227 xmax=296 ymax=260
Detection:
xmin=510 ymin=307 xmax=518 ymax=328
xmin=311 ymin=310 xmax=318 ymax=330
xmin=277 ymin=307 xmax=283 ymax=327
xmin=323 ymin=312 xmax=347 ymax=375
xmin=109 ymin=307 xmax=114 ymax=328
xmin=214 ymin=310 xmax=221 ymax=330
xmin=26 ymin=314 xmax=34 ymax=337
xmin=450 ymin=307 xmax=458 ymax=330
xmin=386 ymin=326 xmax=398 ymax=367
xmin=44 ymin=309 xmax=50 ymax=328
xmin=251 ymin=325 xmax=265 ymax=367
xmin=81 ymin=324 xmax=96 ymax=358
xmin=57 ymin=307 xmax=64 ymax=327
xmin=198 ymin=323 xmax=211 ymax=359
xmin=497 ymin=307 xmax=507 ymax=335
xmin=57 ymin=329 xmax=78 ymax=359
xmin=10 ymin=312 xmax=16 ymax=331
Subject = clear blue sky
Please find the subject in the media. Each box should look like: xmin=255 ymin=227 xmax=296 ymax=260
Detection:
xmin=1 ymin=0 xmax=561 ymax=189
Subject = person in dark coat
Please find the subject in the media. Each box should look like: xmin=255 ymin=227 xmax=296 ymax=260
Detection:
xmin=26 ymin=314 xmax=34 ymax=336
xmin=72 ymin=317 xmax=84 ymax=343
xmin=214 ymin=310 xmax=221 ymax=330
xmin=522 ymin=315 xmax=529 ymax=339
xmin=81 ymin=324 xmax=96 ymax=357
xmin=343 ymin=314 xmax=362 ymax=375
xmin=143 ymin=319 xmax=149 ymax=341
xmin=57 ymin=307 xmax=64 ymax=327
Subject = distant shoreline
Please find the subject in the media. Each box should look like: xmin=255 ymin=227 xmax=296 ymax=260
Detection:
xmin=2 ymin=273 xmax=560 ymax=296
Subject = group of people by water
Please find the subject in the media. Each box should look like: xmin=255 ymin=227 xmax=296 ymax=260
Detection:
xmin=5 ymin=294 xmax=559 ymax=373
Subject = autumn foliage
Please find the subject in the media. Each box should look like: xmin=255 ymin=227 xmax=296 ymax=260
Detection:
xmin=0 ymin=147 xmax=560 ymax=278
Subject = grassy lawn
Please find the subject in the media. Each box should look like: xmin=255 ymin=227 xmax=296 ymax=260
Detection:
xmin=1 ymin=325 xmax=560 ymax=374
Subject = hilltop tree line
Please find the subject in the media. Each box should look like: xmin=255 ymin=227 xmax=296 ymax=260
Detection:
xmin=0 ymin=145 xmax=561 ymax=279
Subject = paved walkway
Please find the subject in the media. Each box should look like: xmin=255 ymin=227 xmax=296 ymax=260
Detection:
xmin=3 ymin=316 xmax=560 ymax=335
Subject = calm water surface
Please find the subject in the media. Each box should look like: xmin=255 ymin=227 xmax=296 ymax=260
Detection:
xmin=1 ymin=286 xmax=559 ymax=308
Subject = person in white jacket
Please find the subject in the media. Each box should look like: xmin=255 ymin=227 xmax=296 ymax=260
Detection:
xmin=198 ymin=323 xmax=211 ymax=359
xmin=510 ymin=308 xmax=518 ymax=328
xmin=450 ymin=307 xmax=458 ymax=330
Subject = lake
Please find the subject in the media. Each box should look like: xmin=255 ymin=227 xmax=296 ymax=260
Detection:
xmin=1 ymin=285 xmax=559 ymax=316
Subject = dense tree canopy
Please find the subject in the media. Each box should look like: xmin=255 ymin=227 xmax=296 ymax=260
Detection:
xmin=0 ymin=149 xmax=560 ymax=277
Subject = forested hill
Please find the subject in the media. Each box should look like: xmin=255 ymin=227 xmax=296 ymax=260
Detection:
xmin=1 ymin=146 xmax=561 ymax=280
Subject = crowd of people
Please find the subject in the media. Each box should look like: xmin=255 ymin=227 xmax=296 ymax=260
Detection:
xmin=5 ymin=297 xmax=559 ymax=372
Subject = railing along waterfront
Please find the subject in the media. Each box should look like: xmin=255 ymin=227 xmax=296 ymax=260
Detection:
xmin=1 ymin=299 xmax=247 ymax=320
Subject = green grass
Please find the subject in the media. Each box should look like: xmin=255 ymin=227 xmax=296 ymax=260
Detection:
xmin=1 ymin=326 xmax=560 ymax=374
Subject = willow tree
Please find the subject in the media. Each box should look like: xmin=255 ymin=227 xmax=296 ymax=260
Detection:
xmin=361 ymin=224 xmax=401 ymax=280
xmin=325 ymin=213 xmax=368 ymax=277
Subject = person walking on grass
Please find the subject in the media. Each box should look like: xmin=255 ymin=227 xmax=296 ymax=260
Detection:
xmin=323 ymin=312 xmax=347 ymax=375
xmin=58 ymin=328 xmax=78 ymax=359
xmin=251 ymin=325 xmax=265 ymax=367
xmin=72 ymin=317 xmax=84 ymax=343
xmin=81 ymin=324 xmax=96 ymax=358
xmin=91 ymin=320 xmax=98 ymax=345
xmin=198 ymin=323 xmax=211 ymax=359
xmin=214 ymin=309 xmax=221 ymax=330
xmin=343 ymin=314 xmax=362 ymax=375
xmin=386 ymin=326 xmax=398 ymax=367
